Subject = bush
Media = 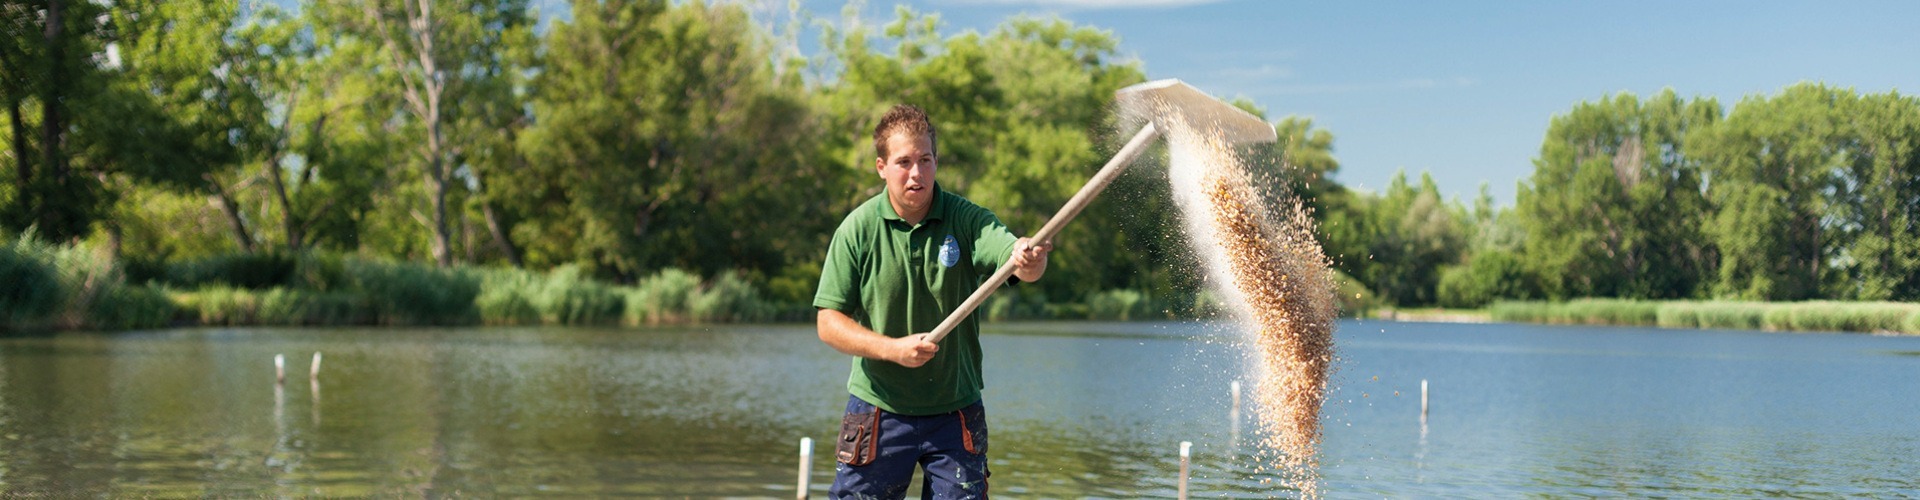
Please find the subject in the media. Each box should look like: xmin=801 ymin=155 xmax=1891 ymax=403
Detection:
xmin=1333 ymin=269 xmax=1379 ymax=318
xmin=475 ymin=268 xmax=543 ymax=325
xmin=986 ymin=288 xmax=1049 ymax=321
xmin=535 ymin=264 xmax=625 ymax=325
xmin=87 ymin=284 xmax=177 ymax=330
xmin=766 ymin=262 xmax=821 ymax=309
xmin=0 ymin=241 xmax=65 ymax=326
xmin=627 ymin=268 xmax=702 ymax=325
xmin=690 ymin=270 xmax=768 ymax=323
xmin=258 ymin=288 xmax=372 ymax=326
xmin=165 ymin=252 xmax=298 ymax=290
xmin=176 ymin=286 xmax=261 ymax=325
xmin=1190 ymin=288 xmax=1232 ymax=318
xmin=294 ymin=252 xmax=351 ymax=292
xmin=341 ymin=258 xmax=479 ymax=325
xmin=1436 ymin=250 xmax=1542 ymax=309
xmin=1086 ymin=289 xmax=1150 ymax=320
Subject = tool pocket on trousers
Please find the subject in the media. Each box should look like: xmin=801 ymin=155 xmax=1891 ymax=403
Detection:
xmin=836 ymin=406 xmax=881 ymax=466
xmin=958 ymin=403 xmax=988 ymax=455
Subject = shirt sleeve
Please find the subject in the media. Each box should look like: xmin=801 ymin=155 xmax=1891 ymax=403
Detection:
xmin=969 ymin=206 xmax=1020 ymax=281
xmin=813 ymin=222 xmax=863 ymax=314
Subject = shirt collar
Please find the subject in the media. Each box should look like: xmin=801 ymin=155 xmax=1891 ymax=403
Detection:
xmin=878 ymin=183 xmax=946 ymax=224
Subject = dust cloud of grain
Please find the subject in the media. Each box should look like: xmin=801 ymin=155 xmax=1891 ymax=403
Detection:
xmin=1128 ymin=102 xmax=1340 ymax=498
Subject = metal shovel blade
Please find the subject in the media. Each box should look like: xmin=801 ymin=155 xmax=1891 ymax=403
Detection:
xmin=1116 ymin=79 xmax=1277 ymax=145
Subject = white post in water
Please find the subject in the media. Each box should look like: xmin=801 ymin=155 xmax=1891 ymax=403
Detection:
xmin=1230 ymin=381 xmax=1241 ymax=417
xmin=310 ymin=352 xmax=323 ymax=380
xmin=1420 ymin=379 xmax=1429 ymax=424
xmin=1178 ymin=441 xmax=1192 ymax=499
xmin=1229 ymin=380 xmax=1242 ymax=441
xmin=797 ymin=437 xmax=813 ymax=499
xmin=274 ymin=354 xmax=286 ymax=384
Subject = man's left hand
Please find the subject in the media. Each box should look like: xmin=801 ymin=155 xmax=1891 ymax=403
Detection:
xmin=1010 ymin=237 xmax=1052 ymax=282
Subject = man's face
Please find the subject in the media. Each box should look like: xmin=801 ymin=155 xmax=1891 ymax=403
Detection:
xmin=877 ymin=132 xmax=937 ymax=220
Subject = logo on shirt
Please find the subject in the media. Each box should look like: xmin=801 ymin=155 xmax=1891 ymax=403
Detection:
xmin=940 ymin=234 xmax=959 ymax=267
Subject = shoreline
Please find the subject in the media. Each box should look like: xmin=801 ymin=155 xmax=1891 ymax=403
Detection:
xmin=1369 ymin=308 xmax=1493 ymax=324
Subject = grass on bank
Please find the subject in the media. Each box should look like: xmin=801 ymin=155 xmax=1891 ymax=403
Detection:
xmin=1490 ymin=299 xmax=1920 ymax=334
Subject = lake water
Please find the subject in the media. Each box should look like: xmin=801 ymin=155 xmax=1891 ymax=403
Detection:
xmin=2 ymin=320 xmax=1917 ymax=497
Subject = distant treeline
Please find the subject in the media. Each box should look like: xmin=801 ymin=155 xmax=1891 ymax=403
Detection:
xmin=2 ymin=1 xmax=1916 ymax=332
xmin=1474 ymin=86 xmax=1920 ymax=305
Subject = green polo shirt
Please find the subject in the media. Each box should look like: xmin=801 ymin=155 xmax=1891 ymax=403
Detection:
xmin=814 ymin=185 xmax=1019 ymax=416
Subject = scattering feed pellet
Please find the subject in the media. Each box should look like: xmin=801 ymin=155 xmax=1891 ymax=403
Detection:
xmin=1158 ymin=113 xmax=1339 ymax=498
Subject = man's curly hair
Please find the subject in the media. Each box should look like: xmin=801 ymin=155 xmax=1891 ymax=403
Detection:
xmin=873 ymin=104 xmax=937 ymax=159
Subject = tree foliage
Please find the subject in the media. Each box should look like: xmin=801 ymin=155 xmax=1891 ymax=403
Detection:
xmin=1510 ymin=84 xmax=1920 ymax=304
xmin=1516 ymin=90 xmax=1719 ymax=299
xmin=1692 ymin=84 xmax=1920 ymax=300
xmin=7 ymin=1 xmax=1919 ymax=314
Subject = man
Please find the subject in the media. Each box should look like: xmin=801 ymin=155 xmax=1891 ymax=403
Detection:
xmin=815 ymin=104 xmax=1052 ymax=498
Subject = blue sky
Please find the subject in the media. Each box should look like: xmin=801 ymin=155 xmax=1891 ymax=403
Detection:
xmin=764 ymin=0 xmax=1919 ymax=206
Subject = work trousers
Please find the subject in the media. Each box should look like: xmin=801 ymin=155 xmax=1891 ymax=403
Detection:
xmin=829 ymin=395 xmax=990 ymax=499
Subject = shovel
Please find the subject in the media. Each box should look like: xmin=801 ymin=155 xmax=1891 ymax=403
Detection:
xmin=924 ymin=79 xmax=1279 ymax=344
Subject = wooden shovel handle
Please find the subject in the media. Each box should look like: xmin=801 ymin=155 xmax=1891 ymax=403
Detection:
xmin=924 ymin=123 xmax=1162 ymax=344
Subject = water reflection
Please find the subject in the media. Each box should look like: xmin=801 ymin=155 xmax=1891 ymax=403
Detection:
xmin=0 ymin=322 xmax=1917 ymax=496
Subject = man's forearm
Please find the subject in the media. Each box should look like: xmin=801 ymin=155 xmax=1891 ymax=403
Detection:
xmin=819 ymin=308 xmax=885 ymax=358
xmin=819 ymin=308 xmax=938 ymax=368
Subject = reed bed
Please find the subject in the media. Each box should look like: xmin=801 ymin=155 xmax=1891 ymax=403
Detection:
xmin=3 ymin=233 xmax=175 ymax=331
xmin=1492 ymin=299 xmax=1920 ymax=334
xmin=3 ymin=229 xmax=781 ymax=330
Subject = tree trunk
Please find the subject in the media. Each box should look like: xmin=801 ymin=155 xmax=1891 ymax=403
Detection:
xmin=481 ymin=200 xmax=522 ymax=267
xmin=400 ymin=0 xmax=453 ymax=268
xmin=427 ymin=153 xmax=451 ymax=267
xmin=267 ymin=164 xmax=303 ymax=249
xmin=40 ymin=0 xmax=64 ymax=184
xmin=98 ymin=173 xmax=120 ymax=259
xmin=264 ymin=93 xmax=303 ymax=250
xmin=474 ymin=121 xmax=525 ymax=268
xmin=210 ymin=185 xmax=255 ymax=254
xmin=7 ymin=98 xmax=26 ymax=189
xmin=0 ymin=35 xmax=23 ymax=190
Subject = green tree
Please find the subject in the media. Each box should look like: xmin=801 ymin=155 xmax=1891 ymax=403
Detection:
xmin=1825 ymin=91 xmax=1920 ymax=300
xmin=93 ymin=0 xmax=272 ymax=255
xmin=89 ymin=1 xmax=388 ymax=265
xmin=1342 ymin=171 xmax=1468 ymax=306
xmin=813 ymin=8 xmax=1154 ymax=302
xmin=1692 ymin=84 xmax=1920 ymax=301
xmin=521 ymin=0 xmax=825 ymax=280
xmin=311 ymin=0 xmax=535 ymax=267
xmin=1 ymin=0 xmax=115 ymax=242
xmin=1691 ymin=84 xmax=1847 ymax=300
xmin=1516 ymin=90 xmax=1718 ymax=299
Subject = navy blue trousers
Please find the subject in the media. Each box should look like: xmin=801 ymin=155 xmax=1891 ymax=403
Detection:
xmin=829 ymin=395 xmax=990 ymax=499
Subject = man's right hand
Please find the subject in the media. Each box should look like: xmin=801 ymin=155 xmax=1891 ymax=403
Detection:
xmin=889 ymin=333 xmax=939 ymax=368
xmin=819 ymin=308 xmax=941 ymax=368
